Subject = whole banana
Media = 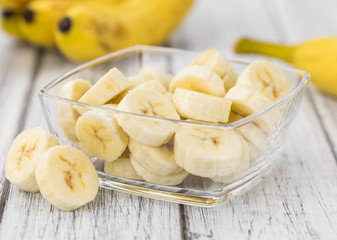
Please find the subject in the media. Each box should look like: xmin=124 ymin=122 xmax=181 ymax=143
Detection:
xmin=54 ymin=0 xmax=194 ymax=61
xmin=234 ymin=37 xmax=337 ymax=97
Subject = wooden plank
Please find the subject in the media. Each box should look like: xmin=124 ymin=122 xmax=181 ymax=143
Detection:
xmin=181 ymin=94 xmax=337 ymax=239
xmin=0 ymin=31 xmax=39 ymax=196
xmin=0 ymin=50 xmax=183 ymax=240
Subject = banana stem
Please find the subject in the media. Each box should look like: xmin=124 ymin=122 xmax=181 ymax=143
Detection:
xmin=234 ymin=38 xmax=295 ymax=63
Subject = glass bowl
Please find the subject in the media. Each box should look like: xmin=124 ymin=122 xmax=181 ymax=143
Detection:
xmin=38 ymin=45 xmax=310 ymax=207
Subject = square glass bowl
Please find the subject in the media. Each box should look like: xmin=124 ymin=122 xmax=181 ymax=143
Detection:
xmin=39 ymin=45 xmax=310 ymax=207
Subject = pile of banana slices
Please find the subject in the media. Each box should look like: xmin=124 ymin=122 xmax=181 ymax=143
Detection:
xmin=5 ymin=48 xmax=292 ymax=211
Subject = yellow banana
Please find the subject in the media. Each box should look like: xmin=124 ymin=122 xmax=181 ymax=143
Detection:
xmin=234 ymin=37 xmax=337 ymax=97
xmin=54 ymin=0 xmax=195 ymax=62
xmin=1 ymin=8 xmax=24 ymax=39
xmin=18 ymin=0 xmax=121 ymax=48
xmin=0 ymin=0 xmax=29 ymax=8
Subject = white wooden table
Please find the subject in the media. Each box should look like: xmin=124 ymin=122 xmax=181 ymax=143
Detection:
xmin=1 ymin=0 xmax=337 ymax=239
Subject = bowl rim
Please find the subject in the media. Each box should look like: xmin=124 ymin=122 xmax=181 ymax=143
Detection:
xmin=38 ymin=45 xmax=310 ymax=129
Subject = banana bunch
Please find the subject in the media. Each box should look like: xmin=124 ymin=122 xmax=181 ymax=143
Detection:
xmin=50 ymin=48 xmax=291 ymax=185
xmin=1 ymin=0 xmax=194 ymax=61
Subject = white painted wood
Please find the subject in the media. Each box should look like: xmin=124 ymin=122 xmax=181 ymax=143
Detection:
xmin=0 ymin=30 xmax=38 ymax=196
xmin=0 ymin=51 xmax=182 ymax=240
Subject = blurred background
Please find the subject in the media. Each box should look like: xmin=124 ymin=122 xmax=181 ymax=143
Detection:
xmin=1 ymin=0 xmax=337 ymax=98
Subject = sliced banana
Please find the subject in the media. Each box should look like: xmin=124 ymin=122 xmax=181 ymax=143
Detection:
xmin=225 ymin=86 xmax=273 ymax=116
xmin=132 ymin=79 xmax=167 ymax=94
xmin=57 ymin=79 xmax=92 ymax=142
xmin=75 ymin=142 xmax=95 ymax=159
xmin=104 ymin=150 xmax=142 ymax=180
xmin=130 ymin=157 xmax=188 ymax=186
xmin=128 ymin=73 xmax=149 ymax=89
xmin=140 ymin=66 xmax=173 ymax=90
xmin=172 ymin=88 xmax=232 ymax=123
xmin=5 ymin=127 xmax=59 ymax=193
xmin=169 ymin=65 xmax=225 ymax=97
xmin=78 ymin=67 xmax=130 ymax=106
xmin=210 ymin=136 xmax=250 ymax=183
xmin=116 ymin=88 xmax=180 ymax=147
xmin=190 ymin=48 xmax=237 ymax=90
xmin=76 ymin=110 xmax=128 ymax=162
xmin=236 ymin=59 xmax=291 ymax=100
xmin=174 ymin=126 xmax=242 ymax=177
xmin=128 ymin=138 xmax=182 ymax=176
xmin=35 ymin=145 xmax=99 ymax=211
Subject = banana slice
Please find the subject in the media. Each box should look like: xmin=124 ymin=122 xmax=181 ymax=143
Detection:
xmin=78 ymin=67 xmax=130 ymax=106
xmin=116 ymin=88 xmax=180 ymax=147
xmin=76 ymin=110 xmax=128 ymax=162
xmin=236 ymin=59 xmax=291 ymax=100
xmin=174 ymin=126 xmax=242 ymax=177
xmin=104 ymin=150 xmax=142 ymax=180
xmin=35 ymin=145 xmax=99 ymax=211
xmin=5 ymin=127 xmax=59 ymax=192
xmin=210 ymin=136 xmax=250 ymax=183
xmin=140 ymin=66 xmax=173 ymax=90
xmin=169 ymin=65 xmax=225 ymax=97
xmin=128 ymin=73 xmax=149 ymax=89
xmin=228 ymin=112 xmax=266 ymax=158
xmin=75 ymin=142 xmax=95 ymax=159
xmin=128 ymin=138 xmax=182 ymax=176
xmin=132 ymin=79 xmax=167 ymax=94
xmin=130 ymin=157 xmax=188 ymax=186
xmin=226 ymin=87 xmax=281 ymax=136
xmin=190 ymin=48 xmax=237 ymax=90
xmin=225 ymin=86 xmax=273 ymax=116
xmin=172 ymin=88 xmax=232 ymax=123
xmin=57 ymin=79 xmax=92 ymax=142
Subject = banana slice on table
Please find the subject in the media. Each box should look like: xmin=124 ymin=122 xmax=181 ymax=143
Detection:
xmin=190 ymin=48 xmax=237 ymax=90
xmin=57 ymin=79 xmax=92 ymax=142
xmin=169 ymin=65 xmax=225 ymax=97
xmin=116 ymin=88 xmax=180 ymax=147
xmin=172 ymin=88 xmax=232 ymax=123
xmin=76 ymin=110 xmax=128 ymax=162
xmin=35 ymin=145 xmax=99 ymax=211
xmin=128 ymin=138 xmax=182 ymax=176
xmin=236 ymin=59 xmax=291 ymax=100
xmin=140 ymin=66 xmax=173 ymax=90
xmin=210 ymin=136 xmax=250 ymax=183
xmin=104 ymin=150 xmax=142 ymax=180
xmin=75 ymin=68 xmax=129 ymax=112
xmin=132 ymin=79 xmax=167 ymax=94
xmin=130 ymin=157 xmax=188 ymax=186
xmin=174 ymin=126 xmax=242 ymax=178
xmin=5 ymin=127 xmax=59 ymax=192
